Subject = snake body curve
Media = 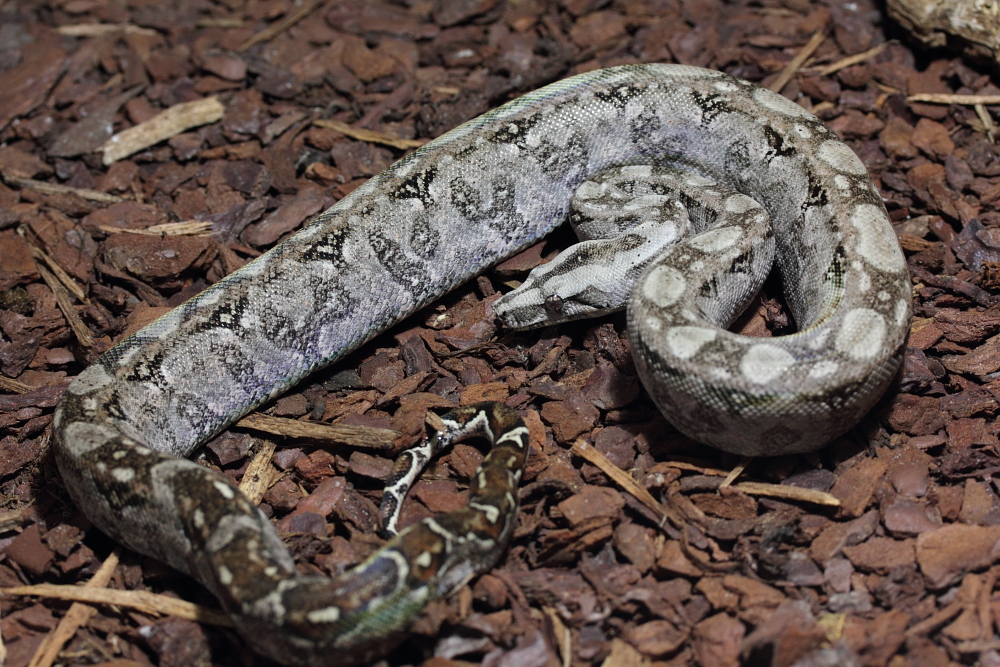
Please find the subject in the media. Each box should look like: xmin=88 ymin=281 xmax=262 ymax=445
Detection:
xmin=53 ymin=64 xmax=911 ymax=665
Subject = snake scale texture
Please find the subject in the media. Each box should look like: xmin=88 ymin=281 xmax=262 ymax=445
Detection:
xmin=53 ymin=64 xmax=911 ymax=665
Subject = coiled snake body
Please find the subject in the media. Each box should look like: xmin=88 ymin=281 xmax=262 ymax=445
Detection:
xmin=53 ymin=65 xmax=910 ymax=665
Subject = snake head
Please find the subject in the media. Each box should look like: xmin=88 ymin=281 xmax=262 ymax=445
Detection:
xmin=493 ymin=223 xmax=673 ymax=330
xmin=493 ymin=272 xmax=620 ymax=330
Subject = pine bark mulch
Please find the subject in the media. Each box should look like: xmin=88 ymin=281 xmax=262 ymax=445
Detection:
xmin=2 ymin=1 xmax=1000 ymax=666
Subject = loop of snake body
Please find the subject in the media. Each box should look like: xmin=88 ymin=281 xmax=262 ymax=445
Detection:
xmin=53 ymin=64 xmax=911 ymax=665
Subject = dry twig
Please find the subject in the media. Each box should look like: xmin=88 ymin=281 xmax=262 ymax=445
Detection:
xmin=813 ymin=42 xmax=890 ymax=76
xmin=55 ymin=23 xmax=158 ymax=37
xmin=4 ymin=583 xmax=232 ymax=628
xmin=908 ymin=93 xmax=1000 ymax=105
xmin=571 ymin=439 xmax=679 ymax=527
xmin=0 ymin=376 xmax=34 ymax=393
xmin=312 ymin=119 xmax=427 ymax=150
xmin=99 ymin=97 xmax=225 ymax=165
xmin=4 ymin=175 xmax=125 ymax=203
xmin=732 ymin=481 xmax=840 ymax=507
xmin=32 ymin=262 xmax=94 ymax=348
xmin=25 ymin=549 xmax=121 ymax=667
xmin=236 ymin=413 xmax=399 ymax=450
xmin=770 ymin=27 xmax=828 ymax=94
xmin=98 ymin=221 xmax=215 ymax=236
xmin=239 ymin=438 xmax=281 ymax=505
xmin=237 ymin=0 xmax=326 ymax=52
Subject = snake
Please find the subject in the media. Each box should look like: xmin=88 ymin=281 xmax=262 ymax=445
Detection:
xmin=52 ymin=64 xmax=911 ymax=666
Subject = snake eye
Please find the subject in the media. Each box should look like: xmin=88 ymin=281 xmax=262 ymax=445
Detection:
xmin=544 ymin=295 xmax=564 ymax=312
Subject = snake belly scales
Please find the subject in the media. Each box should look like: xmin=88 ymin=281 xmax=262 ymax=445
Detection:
xmin=52 ymin=64 xmax=911 ymax=665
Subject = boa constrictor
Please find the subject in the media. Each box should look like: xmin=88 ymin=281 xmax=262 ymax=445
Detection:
xmin=53 ymin=64 xmax=911 ymax=665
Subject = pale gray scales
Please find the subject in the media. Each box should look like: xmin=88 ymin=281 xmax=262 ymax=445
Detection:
xmin=53 ymin=64 xmax=911 ymax=665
